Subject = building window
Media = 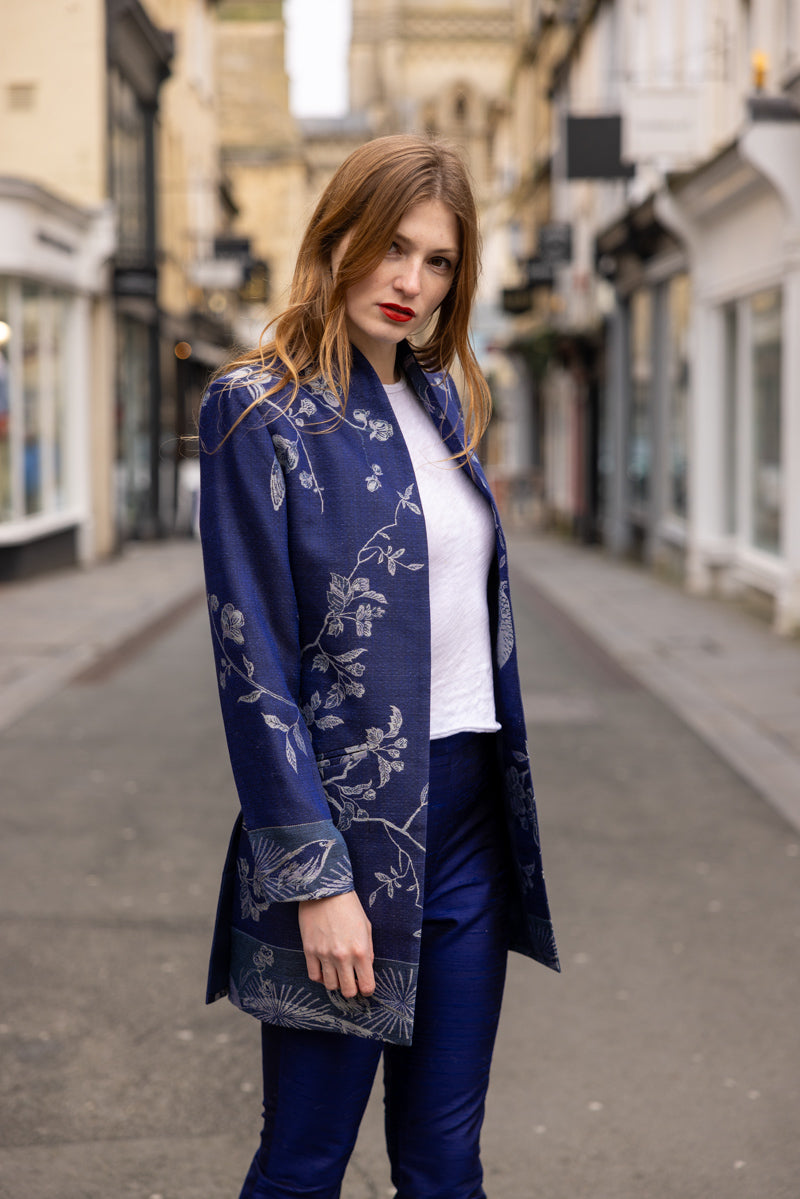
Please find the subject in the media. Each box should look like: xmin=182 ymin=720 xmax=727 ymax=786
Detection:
xmin=115 ymin=315 xmax=152 ymax=537
xmin=0 ymin=278 xmax=74 ymax=526
xmin=667 ymin=274 xmax=690 ymax=519
xmin=0 ymin=280 xmax=11 ymax=520
xmin=750 ymin=287 xmax=782 ymax=554
xmin=109 ymin=67 xmax=149 ymax=265
xmin=628 ymin=288 xmax=653 ymax=514
xmin=722 ymin=303 xmax=738 ymax=537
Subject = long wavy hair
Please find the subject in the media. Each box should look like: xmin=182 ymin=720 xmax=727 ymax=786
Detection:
xmin=219 ymin=133 xmax=491 ymax=455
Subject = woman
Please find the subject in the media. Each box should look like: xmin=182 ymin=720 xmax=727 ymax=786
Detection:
xmin=199 ymin=134 xmax=558 ymax=1199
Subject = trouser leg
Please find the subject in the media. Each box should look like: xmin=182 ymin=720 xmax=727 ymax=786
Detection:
xmin=383 ymin=732 xmax=510 ymax=1199
xmin=240 ymin=1021 xmax=382 ymax=1199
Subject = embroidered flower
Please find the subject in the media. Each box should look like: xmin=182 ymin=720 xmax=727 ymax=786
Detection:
xmin=220 ymin=604 xmax=245 ymax=644
xmin=368 ymin=418 xmax=393 ymax=441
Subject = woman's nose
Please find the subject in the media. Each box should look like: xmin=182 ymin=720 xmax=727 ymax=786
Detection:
xmin=395 ymin=260 xmax=422 ymax=297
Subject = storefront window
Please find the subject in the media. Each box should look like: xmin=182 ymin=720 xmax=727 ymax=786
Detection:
xmin=667 ymin=274 xmax=690 ymax=519
xmin=52 ymin=293 xmax=70 ymax=509
xmin=116 ymin=315 xmax=152 ymax=536
xmin=0 ymin=280 xmax=11 ymax=520
xmin=722 ymin=304 xmax=738 ymax=536
xmin=628 ymin=288 xmax=652 ymax=512
xmin=22 ymin=284 xmax=42 ymax=515
xmin=750 ymin=287 xmax=782 ymax=554
xmin=0 ymin=277 xmax=73 ymax=525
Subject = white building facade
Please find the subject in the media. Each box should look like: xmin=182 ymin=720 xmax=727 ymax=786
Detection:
xmin=0 ymin=180 xmax=114 ymax=577
xmin=540 ymin=0 xmax=800 ymax=632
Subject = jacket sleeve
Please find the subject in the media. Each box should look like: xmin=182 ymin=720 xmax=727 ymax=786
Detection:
xmin=198 ymin=375 xmax=354 ymax=904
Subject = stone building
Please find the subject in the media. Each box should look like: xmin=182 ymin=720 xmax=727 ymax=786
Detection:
xmin=214 ymin=0 xmax=307 ymax=342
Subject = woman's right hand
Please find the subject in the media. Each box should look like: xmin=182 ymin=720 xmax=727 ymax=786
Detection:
xmin=297 ymin=891 xmax=376 ymax=999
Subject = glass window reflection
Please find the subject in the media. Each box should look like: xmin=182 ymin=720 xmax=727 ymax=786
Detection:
xmin=750 ymin=288 xmax=782 ymax=555
xmin=0 ymin=280 xmax=11 ymax=520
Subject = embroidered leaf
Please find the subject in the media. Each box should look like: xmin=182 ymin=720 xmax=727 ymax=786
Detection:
xmin=292 ymin=723 xmax=308 ymax=754
xmin=377 ymin=757 xmax=392 ymax=787
xmin=243 ymin=655 xmax=255 ymax=678
xmin=331 ymin=648 xmax=367 ymax=663
xmin=387 ymin=706 xmax=402 ymax=737
xmin=270 ymin=457 xmax=285 ymax=510
xmin=405 ymin=503 xmax=421 ymax=515
xmin=285 ymin=738 xmax=297 ymax=772
xmin=361 ymin=590 xmax=387 ymax=603
xmin=315 ymin=715 xmax=344 ymax=730
xmin=324 ymin=683 xmax=345 ymax=709
xmin=365 ymin=726 xmax=384 ymax=748
xmin=497 ymin=581 xmax=514 ymax=669
xmin=238 ymin=690 xmax=262 ymax=704
xmin=262 ymin=713 xmax=289 ymax=732
xmin=406 ymin=563 xmax=424 ymax=571
xmin=338 ymin=782 xmax=371 ymax=797
xmin=312 ymin=654 xmax=329 ymax=673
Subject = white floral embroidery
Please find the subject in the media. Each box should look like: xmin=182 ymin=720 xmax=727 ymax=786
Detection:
xmin=237 ymin=958 xmax=417 ymax=1042
xmin=497 ymin=579 xmax=514 ymax=669
xmin=237 ymin=834 xmax=346 ymax=915
xmin=208 ymin=594 xmax=309 ymax=773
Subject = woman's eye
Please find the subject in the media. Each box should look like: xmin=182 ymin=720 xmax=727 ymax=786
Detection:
xmin=387 ymin=241 xmax=401 ymax=256
xmin=430 ymin=256 xmax=453 ymax=271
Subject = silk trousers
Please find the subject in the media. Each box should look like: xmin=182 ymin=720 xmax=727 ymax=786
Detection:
xmin=239 ymin=731 xmax=510 ymax=1199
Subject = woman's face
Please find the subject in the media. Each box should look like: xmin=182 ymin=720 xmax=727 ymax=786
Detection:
xmin=331 ymin=198 xmax=460 ymax=383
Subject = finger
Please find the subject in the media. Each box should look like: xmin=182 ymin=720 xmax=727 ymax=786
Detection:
xmin=304 ymin=953 xmax=324 ymax=985
xmin=354 ymin=953 xmax=375 ymax=996
xmin=320 ymin=959 xmax=340 ymax=992
xmin=336 ymin=966 xmax=359 ymax=999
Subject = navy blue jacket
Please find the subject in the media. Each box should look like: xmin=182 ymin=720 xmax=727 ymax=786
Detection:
xmin=199 ymin=343 xmax=558 ymax=1046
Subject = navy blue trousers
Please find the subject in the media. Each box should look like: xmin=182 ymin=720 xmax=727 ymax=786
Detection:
xmin=239 ymin=731 xmax=510 ymax=1199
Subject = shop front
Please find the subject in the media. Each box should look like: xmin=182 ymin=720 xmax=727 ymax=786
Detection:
xmin=0 ymin=179 xmax=112 ymax=579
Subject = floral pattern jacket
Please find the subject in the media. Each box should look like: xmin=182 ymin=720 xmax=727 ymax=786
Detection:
xmin=198 ymin=342 xmax=559 ymax=1047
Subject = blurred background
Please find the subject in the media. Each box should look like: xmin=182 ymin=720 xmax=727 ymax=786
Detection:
xmin=1 ymin=0 xmax=799 ymax=634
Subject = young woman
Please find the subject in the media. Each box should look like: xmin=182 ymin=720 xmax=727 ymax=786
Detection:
xmin=198 ymin=133 xmax=559 ymax=1199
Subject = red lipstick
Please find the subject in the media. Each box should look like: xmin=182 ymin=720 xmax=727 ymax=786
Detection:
xmin=379 ymin=303 xmax=415 ymax=323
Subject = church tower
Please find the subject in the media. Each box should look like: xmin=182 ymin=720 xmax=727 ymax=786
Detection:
xmin=348 ymin=0 xmax=515 ymax=195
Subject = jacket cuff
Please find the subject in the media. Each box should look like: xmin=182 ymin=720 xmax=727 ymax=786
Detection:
xmin=241 ymin=820 xmax=354 ymax=906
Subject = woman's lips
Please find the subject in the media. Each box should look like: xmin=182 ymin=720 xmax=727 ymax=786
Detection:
xmin=378 ymin=303 xmax=415 ymax=323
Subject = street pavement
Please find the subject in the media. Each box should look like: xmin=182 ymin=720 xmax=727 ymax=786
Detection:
xmin=1 ymin=534 xmax=799 ymax=1198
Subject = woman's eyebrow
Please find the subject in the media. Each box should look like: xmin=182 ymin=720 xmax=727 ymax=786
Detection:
xmin=393 ymin=231 xmax=460 ymax=257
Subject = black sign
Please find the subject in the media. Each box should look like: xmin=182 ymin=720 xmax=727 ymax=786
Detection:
xmin=522 ymin=257 xmax=555 ymax=287
xmin=566 ymin=115 xmax=635 ymax=180
xmin=113 ymin=266 xmax=157 ymax=299
xmin=501 ymin=286 xmax=533 ymax=315
xmin=538 ymin=223 xmax=572 ymax=265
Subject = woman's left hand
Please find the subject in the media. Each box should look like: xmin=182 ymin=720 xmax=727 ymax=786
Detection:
xmin=297 ymin=891 xmax=376 ymax=999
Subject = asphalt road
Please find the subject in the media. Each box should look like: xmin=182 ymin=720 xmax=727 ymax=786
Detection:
xmin=1 ymin=566 xmax=798 ymax=1198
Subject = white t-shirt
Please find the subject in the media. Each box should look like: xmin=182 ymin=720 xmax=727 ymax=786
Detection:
xmin=383 ymin=378 xmax=501 ymax=740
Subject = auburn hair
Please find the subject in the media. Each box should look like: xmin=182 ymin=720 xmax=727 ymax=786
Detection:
xmin=218 ymin=133 xmax=491 ymax=455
